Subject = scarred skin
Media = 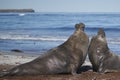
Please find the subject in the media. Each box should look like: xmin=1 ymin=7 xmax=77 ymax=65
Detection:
xmin=88 ymin=28 xmax=120 ymax=73
xmin=0 ymin=23 xmax=89 ymax=77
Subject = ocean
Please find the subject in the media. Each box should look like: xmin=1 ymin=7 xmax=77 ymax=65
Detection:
xmin=0 ymin=12 xmax=120 ymax=55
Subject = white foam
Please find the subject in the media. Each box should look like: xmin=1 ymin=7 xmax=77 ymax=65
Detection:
xmin=0 ymin=34 xmax=66 ymax=41
xmin=19 ymin=13 xmax=25 ymax=16
xmin=107 ymin=38 xmax=120 ymax=45
xmin=108 ymin=41 xmax=120 ymax=45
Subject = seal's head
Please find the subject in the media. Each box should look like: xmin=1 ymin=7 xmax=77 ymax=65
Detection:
xmin=93 ymin=28 xmax=108 ymax=56
xmin=90 ymin=28 xmax=107 ymax=45
xmin=97 ymin=28 xmax=106 ymax=39
xmin=75 ymin=23 xmax=85 ymax=31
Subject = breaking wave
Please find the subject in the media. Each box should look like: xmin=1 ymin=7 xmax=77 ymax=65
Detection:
xmin=0 ymin=34 xmax=120 ymax=45
xmin=0 ymin=34 xmax=66 ymax=41
xmin=107 ymin=38 xmax=120 ymax=45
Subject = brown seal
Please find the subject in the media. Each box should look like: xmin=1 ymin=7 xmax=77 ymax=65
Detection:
xmin=88 ymin=28 xmax=120 ymax=73
xmin=0 ymin=23 xmax=89 ymax=77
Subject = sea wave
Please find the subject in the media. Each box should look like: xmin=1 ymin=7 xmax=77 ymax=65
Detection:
xmin=0 ymin=13 xmax=20 ymax=16
xmin=0 ymin=34 xmax=120 ymax=45
xmin=49 ymin=27 xmax=120 ymax=32
xmin=107 ymin=38 xmax=120 ymax=45
xmin=1 ymin=26 xmax=120 ymax=32
xmin=86 ymin=27 xmax=120 ymax=31
xmin=0 ymin=34 xmax=66 ymax=41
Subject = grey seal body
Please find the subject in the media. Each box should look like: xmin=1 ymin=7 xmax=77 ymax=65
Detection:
xmin=88 ymin=28 xmax=120 ymax=73
xmin=0 ymin=23 xmax=89 ymax=77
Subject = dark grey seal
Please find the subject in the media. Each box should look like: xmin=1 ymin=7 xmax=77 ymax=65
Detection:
xmin=0 ymin=23 xmax=89 ymax=77
xmin=88 ymin=28 xmax=120 ymax=73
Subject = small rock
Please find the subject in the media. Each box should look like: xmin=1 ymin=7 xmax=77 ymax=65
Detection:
xmin=11 ymin=49 xmax=23 ymax=53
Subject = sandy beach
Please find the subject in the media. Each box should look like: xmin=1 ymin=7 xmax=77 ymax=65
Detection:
xmin=0 ymin=51 xmax=120 ymax=80
xmin=0 ymin=51 xmax=37 ymax=65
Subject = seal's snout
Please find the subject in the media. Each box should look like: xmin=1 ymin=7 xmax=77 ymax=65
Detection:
xmin=98 ymin=28 xmax=105 ymax=37
xmin=75 ymin=23 xmax=85 ymax=31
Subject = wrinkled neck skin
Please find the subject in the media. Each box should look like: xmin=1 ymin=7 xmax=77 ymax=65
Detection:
xmin=95 ymin=34 xmax=107 ymax=55
xmin=64 ymin=29 xmax=89 ymax=61
xmin=74 ymin=29 xmax=89 ymax=60
xmin=75 ymin=29 xmax=88 ymax=51
xmin=78 ymin=29 xmax=89 ymax=62
xmin=98 ymin=45 xmax=109 ymax=57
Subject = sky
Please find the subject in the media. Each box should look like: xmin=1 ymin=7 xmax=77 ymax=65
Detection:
xmin=0 ymin=0 xmax=120 ymax=12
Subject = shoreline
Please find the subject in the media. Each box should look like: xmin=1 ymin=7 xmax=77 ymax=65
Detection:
xmin=0 ymin=51 xmax=38 ymax=65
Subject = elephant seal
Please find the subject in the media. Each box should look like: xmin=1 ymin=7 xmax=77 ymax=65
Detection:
xmin=0 ymin=23 xmax=89 ymax=77
xmin=88 ymin=28 xmax=120 ymax=73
